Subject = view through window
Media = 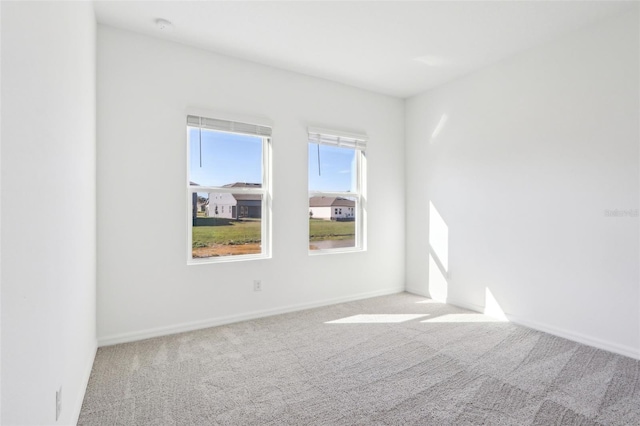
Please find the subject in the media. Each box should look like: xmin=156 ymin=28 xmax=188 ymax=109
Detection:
xmin=188 ymin=115 xmax=270 ymax=261
xmin=308 ymin=129 xmax=366 ymax=252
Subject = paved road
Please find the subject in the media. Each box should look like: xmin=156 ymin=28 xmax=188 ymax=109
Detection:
xmin=309 ymin=239 xmax=356 ymax=250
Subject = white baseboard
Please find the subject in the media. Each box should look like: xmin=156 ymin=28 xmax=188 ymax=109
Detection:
xmin=98 ymin=287 xmax=405 ymax=347
xmin=504 ymin=313 xmax=640 ymax=360
xmin=445 ymin=298 xmax=484 ymax=313
xmin=99 ymin=287 xmax=640 ymax=359
xmin=71 ymin=340 xmax=97 ymax=425
xmin=405 ymin=286 xmax=429 ymax=298
xmin=445 ymin=296 xmax=640 ymax=360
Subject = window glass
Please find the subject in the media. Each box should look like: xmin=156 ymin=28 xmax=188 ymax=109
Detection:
xmin=189 ymin=128 xmax=262 ymax=187
xmin=309 ymin=196 xmax=357 ymax=251
xmin=308 ymin=129 xmax=364 ymax=254
xmin=191 ymin=192 xmax=263 ymax=258
xmin=308 ymin=144 xmax=356 ymax=192
xmin=188 ymin=120 xmax=269 ymax=262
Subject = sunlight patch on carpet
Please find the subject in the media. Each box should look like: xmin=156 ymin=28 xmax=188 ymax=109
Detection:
xmin=422 ymin=313 xmax=507 ymax=323
xmin=325 ymin=314 xmax=429 ymax=324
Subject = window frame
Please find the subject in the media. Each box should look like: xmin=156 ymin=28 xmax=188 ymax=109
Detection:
xmin=186 ymin=114 xmax=272 ymax=264
xmin=308 ymin=127 xmax=367 ymax=255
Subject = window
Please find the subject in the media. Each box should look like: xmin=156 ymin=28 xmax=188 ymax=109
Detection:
xmin=187 ymin=114 xmax=271 ymax=262
xmin=308 ymin=127 xmax=366 ymax=253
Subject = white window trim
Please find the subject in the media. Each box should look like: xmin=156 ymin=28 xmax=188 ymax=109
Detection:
xmin=308 ymin=128 xmax=367 ymax=255
xmin=186 ymin=108 xmax=273 ymax=130
xmin=187 ymin=114 xmax=272 ymax=264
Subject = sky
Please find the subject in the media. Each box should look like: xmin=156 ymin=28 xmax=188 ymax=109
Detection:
xmin=189 ymin=128 xmax=355 ymax=192
xmin=308 ymin=143 xmax=356 ymax=192
xmin=189 ymin=128 xmax=262 ymax=187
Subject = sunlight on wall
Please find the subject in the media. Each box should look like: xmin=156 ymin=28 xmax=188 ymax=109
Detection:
xmin=325 ymin=314 xmax=429 ymax=324
xmin=430 ymin=113 xmax=449 ymax=141
xmin=484 ymin=287 xmax=508 ymax=321
xmin=429 ymin=202 xmax=448 ymax=270
xmin=422 ymin=313 xmax=506 ymax=323
xmin=428 ymin=201 xmax=449 ymax=301
xmin=428 ymin=253 xmax=448 ymax=302
xmin=414 ymin=55 xmax=448 ymax=67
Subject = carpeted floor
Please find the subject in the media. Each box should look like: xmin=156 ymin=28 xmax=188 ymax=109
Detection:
xmin=79 ymin=293 xmax=640 ymax=425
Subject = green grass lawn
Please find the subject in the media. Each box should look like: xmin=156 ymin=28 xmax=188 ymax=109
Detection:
xmin=309 ymin=219 xmax=355 ymax=241
xmin=192 ymin=218 xmax=355 ymax=248
xmin=192 ymin=219 xmax=261 ymax=247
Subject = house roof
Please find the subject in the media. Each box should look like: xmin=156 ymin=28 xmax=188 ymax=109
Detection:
xmin=223 ymin=182 xmax=262 ymax=189
xmin=309 ymin=196 xmax=355 ymax=208
xmin=233 ymin=194 xmax=261 ymax=202
xmin=190 ymin=182 xmax=263 ymax=201
xmin=227 ymin=183 xmax=262 ymax=202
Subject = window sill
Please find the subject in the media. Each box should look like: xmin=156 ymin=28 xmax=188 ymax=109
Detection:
xmin=308 ymin=247 xmax=365 ymax=256
xmin=188 ymin=253 xmax=271 ymax=265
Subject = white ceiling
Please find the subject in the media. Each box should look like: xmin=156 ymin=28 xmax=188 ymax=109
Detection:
xmin=93 ymin=1 xmax=633 ymax=98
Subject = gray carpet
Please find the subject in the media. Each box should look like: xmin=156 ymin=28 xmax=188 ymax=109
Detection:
xmin=79 ymin=293 xmax=640 ymax=425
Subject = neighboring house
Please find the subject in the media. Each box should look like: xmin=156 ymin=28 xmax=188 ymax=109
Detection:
xmin=190 ymin=181 xmax=199 ymax=220
xmin=191 ymin=182 xmax=262 ymax=220
xmin=309 ymin=196 xmax=355 ymax=220
xmin=207 ymin=192 xmax=236 ymax=219
xmin=196 ymin=196 xmax=208 ymax=213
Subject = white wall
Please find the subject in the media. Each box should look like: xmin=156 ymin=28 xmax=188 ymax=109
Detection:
xmin=310 ymin=207 xmax=333 ymax=220
xmin=406 ymin=9 xmax=640 ymax=358
xmin=1 ymin=2 xmax=97 ymax=425
xmin=0 ymin=3 xmax=3 ymax=421
xmin=97 ymin=26 xmax=405 ymax=344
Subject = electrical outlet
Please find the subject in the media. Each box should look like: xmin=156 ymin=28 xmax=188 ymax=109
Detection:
xmin=56 ymin=387 xmax=62 ymax=421
xmin=253 ymin=280 xmax=262 ymax=292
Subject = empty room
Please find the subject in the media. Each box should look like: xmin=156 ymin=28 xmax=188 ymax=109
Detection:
xmin=1 ymin=1 xmax=639 ymax=425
